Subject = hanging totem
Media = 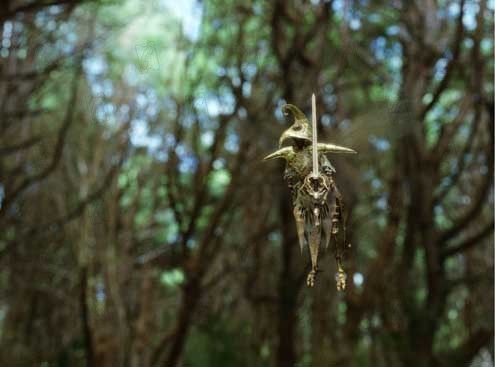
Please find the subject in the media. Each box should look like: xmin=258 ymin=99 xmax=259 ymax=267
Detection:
xmin=264 ymin=95 xmax=356 ymax=289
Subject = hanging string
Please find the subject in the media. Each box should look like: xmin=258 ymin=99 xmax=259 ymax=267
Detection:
xmin=312 ymin=93 xmax=318 ymax=177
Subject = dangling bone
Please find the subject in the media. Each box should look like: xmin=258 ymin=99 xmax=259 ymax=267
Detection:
xmin=307 ymin=223 xmax=321 ymax=287
xmin=293 ymin=206 xmax=306 ymax=254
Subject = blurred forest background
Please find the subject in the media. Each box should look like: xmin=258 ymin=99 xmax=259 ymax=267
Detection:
xmin=0 ymin=0 xmax=493 ymax=366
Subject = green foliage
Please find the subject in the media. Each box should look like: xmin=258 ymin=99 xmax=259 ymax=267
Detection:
xmin=160 ymin=269 xmax=185 ymax=288
xmin=184 ymin=319 xmax=258 ymax=367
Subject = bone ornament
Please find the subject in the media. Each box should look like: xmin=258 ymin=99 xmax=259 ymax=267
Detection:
xmin=264 ymin=97 xmax=356 ymax=288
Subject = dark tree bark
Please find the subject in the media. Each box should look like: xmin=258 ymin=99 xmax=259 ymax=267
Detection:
xmin=79 ymin=267 xmax=95 ymax=367
xmin=276 ymin=193 xmax=299 ymax=367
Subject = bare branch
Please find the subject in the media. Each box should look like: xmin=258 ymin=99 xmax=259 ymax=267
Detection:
xmin=0 ymin=0 xmax=84 ymax=22
xmin=434 ymin=99 xmax=481 ymax=204
xmin=438 ymin=1 xmax=493 ymax=244
xmin=0 ymin=136 xmax=41 ymax=156
xmin=421 ymin=0 xmax=466 ymax=119
xmin=441 ymin=220 xmax=494 ymax=259
xmin=0 ymin=60 xmax=82 ymax=219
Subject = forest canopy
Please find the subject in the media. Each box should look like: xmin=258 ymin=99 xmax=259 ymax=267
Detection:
xmin=0 ymin=0 xmax=493 ymax=366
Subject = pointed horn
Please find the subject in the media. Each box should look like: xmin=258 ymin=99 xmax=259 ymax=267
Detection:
xmin=317 ymin=143 xmax=357 ymax=154
xmin=263 ymin=146 xmax=293 ymax=161
xmin=282 ymin=104 xmax=309 ymax=123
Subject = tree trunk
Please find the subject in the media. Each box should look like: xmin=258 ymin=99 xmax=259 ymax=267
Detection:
xmin=155 ymin=278 xmax=201 ymax=367
xmin=276 ymin=193 xmax=298 ymax=367
xmin=79 ymin=267 xmax=95 ymax=367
